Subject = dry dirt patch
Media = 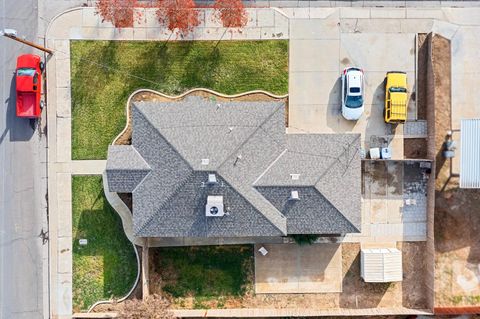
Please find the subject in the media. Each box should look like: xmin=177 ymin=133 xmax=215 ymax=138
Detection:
xmin=432 ymin=34 xmax=480 ymax=306
xmin=142 ymin=243 xmax=427 ymax=310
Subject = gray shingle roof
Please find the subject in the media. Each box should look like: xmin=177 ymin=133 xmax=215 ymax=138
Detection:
xmin=106 ymin=145 xmax=151 ymax=193
xmin=105 ymin=96 xmax=361 ymax=238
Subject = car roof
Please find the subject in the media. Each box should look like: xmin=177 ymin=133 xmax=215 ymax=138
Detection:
xmin=347 ymin=70 xmax=363 ymax=88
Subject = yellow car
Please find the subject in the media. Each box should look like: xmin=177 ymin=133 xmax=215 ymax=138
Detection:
xmin=384 ymin=71 xmax=407 ymax=124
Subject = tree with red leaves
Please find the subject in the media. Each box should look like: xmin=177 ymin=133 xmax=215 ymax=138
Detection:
xmin=213 ymin=0 xmax=247 ymax=28
xmin=96 ymin=0 xmax=140 ymax=28
xmin=156 ymin=0 xmax=200 ymax=36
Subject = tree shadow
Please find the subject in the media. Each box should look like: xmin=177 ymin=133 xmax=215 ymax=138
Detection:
xmin=435 ymin=137 xmax=448 ymax=179
xmin=72 ymin=183 xmax=137 ymax=306
xmin=364 ymin=82 xmax=389 ymax=148
xmin=127 ymin=41 xmax=198 ymax=94
xmin=0 ymin=76 xmax=36 ymax=143
xmin=179 ymin=42 xmax=222 ymax=92
xmin=326 ymin=77 xmax=355 ymax=133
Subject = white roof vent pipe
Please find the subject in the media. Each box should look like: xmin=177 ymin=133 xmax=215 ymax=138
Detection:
xmin=207 ymin=174 xmax=218 ymax=185
xmin=289 ymin=190 xmax=300 ymax=201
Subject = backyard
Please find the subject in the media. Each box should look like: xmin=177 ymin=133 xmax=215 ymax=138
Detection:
xmin=150 ymin=245 xmax=254 ymax=309
xmin=145 ymin=243 xmax=428 ymax=310
xmin=70 ymin=40 xmax=289 ymax=160
xmin=72 ymin=176 xmax=138 ymax=312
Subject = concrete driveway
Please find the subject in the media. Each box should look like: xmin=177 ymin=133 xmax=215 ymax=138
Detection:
xmin=254 ymin=243 xmax=342 ymax=294
xmin=288 ymin=12 xmax=417 ymax=160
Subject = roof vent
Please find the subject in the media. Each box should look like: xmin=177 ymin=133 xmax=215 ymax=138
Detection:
xmin=201 ymin=158 xmax=210 ymax=166
xmin=206 ymin=196 xmax=225 ymax=217
xmin=207 ymin=174 xmax=218 ymax=185
xmin=290 ymin=173 xmax=300 ymax=180
xmin=233 ymin=154 xmax=242 ymax=166
xmin=289 ymin=190 xmax=300 ymax=201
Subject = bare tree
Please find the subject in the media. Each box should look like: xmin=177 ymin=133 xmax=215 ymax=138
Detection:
xmin=213 ymin=0 xmax=248 ymax=28
xmin=156 ymin=0 xmax=200 ymax=37
xmin=118 ymin=295 xmax=176 ymax=319
xmin=96 ymin=0 xmax=141 ymax=28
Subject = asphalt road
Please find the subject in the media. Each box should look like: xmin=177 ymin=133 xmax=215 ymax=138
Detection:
xmin=0 ymin=1 xmax=48 ymax=318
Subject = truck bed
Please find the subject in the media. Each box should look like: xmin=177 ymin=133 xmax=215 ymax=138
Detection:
xmin=17 ymin=92 xmax=37 ymax=117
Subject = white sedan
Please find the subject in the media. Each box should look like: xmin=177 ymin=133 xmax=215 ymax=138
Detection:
xmin=341 ymin=67 xmax=365 ymax=121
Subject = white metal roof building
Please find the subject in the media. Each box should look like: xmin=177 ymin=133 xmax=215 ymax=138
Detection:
xmin=360 ymin=248 xmax=403 ymax=283
xmin=460 ymin=119 xmax=480 ymax=188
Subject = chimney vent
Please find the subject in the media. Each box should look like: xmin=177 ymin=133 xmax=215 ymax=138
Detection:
xmin=207 ymin=174 xmax=217 ymax=185
xmin=289 ymin=190 xmax=300 ymax=201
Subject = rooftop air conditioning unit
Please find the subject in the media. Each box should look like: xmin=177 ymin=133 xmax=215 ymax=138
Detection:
xmin=205 ymin=196 xmax=225 ymax=217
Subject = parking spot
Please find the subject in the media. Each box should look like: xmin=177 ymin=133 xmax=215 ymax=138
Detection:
xmin=339 ymin=33 xmax=416 ymax=73
xmin=288 ymin=19 xmax=416 ymax=160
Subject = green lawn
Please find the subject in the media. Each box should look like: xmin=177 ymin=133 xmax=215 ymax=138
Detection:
xmin=71 ymin=40 xmax=289 ymax=160
xmin=72 ymin=175 xmax=137 ymax=312
xmin=152 ymin=245 xmax=253 ymax=306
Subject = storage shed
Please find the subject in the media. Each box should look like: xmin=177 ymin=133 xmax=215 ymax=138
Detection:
xmin=460 ymin=119 xmax=480 ymax=188
xmin=360 ymin=248 xmax=403 ymax=283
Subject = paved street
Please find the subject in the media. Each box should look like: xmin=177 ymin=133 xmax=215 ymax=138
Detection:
xmin=0 ymin=1 xmax=48 ymax=319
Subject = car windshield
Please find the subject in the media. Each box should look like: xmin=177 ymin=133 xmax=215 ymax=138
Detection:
xmin=345 ymin=95 xmax=363 ymax=108
xmin=350 ymin=87 xmax=361 ymax=93
xmin=389 ymin=87 xmax=407 ymax=93
xmin=17 ymin=68 xmax=35 ymax=76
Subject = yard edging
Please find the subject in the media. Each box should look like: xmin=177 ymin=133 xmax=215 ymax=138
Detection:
xmin=86 ymin=240 xmax=141 ymax=313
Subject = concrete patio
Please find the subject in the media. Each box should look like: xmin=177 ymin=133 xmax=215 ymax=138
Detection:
xmin=254 ymin=244 xmax=342 ymax=294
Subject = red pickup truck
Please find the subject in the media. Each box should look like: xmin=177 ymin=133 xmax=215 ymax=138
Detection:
xmin=16 ymin=54 xmax=44 ymax=118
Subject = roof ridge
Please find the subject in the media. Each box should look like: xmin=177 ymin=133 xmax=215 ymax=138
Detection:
xmin=312 ymin=187 xmax=360 ymax=233
xmin=219 ymin=174 xmax=287 ymax=235
xmin=130 ymin=145 xmax=152 ymax=171
xmin=215 ymin=104 xmax=288 ymax=235
xmin=252 ymin=148 xmax=288 ymax=185
xmin=133 ymin=103 xmax=195 ymax=172
xmin=131 ymin=105 xmax=195 ymax=234
xmin=134 ymin=171 xmax=196 ymax=236
xmin=216 ymin=104 xmax=283 ymax=171
xmin=313 ymin=135 xmax=360 ymax=186
xmin=129 ymin=145 xmax=153 ymax=193
xmin=315 ymin=135 xmax=361 ymax=229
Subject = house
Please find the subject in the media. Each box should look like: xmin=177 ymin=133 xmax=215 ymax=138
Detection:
xmin=106 ymin=96 xmax=362 ymax=239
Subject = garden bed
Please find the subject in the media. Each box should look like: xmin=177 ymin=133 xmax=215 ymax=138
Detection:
xmin=113 ymin=89 xmax=288 ymax=147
